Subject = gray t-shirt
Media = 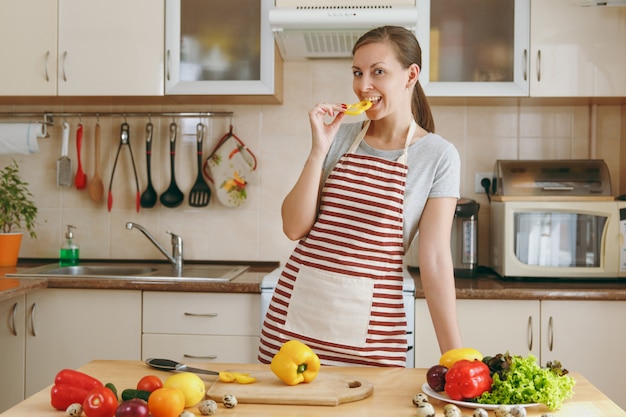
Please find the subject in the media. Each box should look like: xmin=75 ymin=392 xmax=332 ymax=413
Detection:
xmin=322 ymin=122 xmax=460 ymax=250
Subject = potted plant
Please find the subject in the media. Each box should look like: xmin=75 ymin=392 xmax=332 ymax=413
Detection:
xmin=0 ymin=159 xmax=38 ymax=267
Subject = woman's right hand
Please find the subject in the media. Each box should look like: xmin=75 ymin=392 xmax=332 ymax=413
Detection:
xmin=308 ymin=102 xmax=347 ymax=156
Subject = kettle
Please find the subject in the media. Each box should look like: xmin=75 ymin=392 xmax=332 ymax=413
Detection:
xmin=451 ymin=198 xmax=480 ymax=277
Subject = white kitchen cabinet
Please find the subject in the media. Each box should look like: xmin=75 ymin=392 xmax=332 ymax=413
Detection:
xmin=414 ymin=299 xmax=540 ymax=368
xmin=0 ymin=295 xmax=25 ymax=413
xmin=164 ymin=0 xmax=277 ymax=96
xmin=57 ymin=0 xmax=164 ymax=96
xmin=529 ymin=0 xmax=626 ymax=97
xmin=416 ymin=0 xmax=530 ymax=97
xmin=142 ymin=292 xmax=261 ymax=364
xmin=0 ymin=0 xmax=58 ymax=95
xmin=541 ymin=300 xmax=626 ymax=410
xmin=0 ymin=0 xmax=163 ymax=96
xmin=25 ymin=289 xmax=142 ymax=397
xmin=415 ymin=298 xmax=626 ymax=410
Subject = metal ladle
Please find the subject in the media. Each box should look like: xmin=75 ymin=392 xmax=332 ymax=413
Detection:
xmin=159 ymin=122 xmax=184 ymax=208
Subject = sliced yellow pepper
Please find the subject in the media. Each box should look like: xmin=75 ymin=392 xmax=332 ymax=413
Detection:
xmin=218 ymin=372 xmax=256 ymax=384
xmin=439 ymin=347 xmax=483 ymax=369
xmin=344 ymin=100 xmax=373 ymax=115
xmin=270 ymin=340 xmax=321 ymax=386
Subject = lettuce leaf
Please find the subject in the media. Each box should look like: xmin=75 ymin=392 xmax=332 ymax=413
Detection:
xmin=477 ymin=354 xmax=576 ymax=410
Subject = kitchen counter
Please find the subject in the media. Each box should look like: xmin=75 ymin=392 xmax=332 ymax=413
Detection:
xmin=1 ymin=360 xmax=623 ymax=417
xmin=410 ymin=267 xmax=626 ymax=301
xmin=3 ymin=261 xmax=626 ymax=301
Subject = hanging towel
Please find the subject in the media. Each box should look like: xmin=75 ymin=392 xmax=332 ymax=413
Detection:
xmin=0 ymin=122 xmax=46 ymax=155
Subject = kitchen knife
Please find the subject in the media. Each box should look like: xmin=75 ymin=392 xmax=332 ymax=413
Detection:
xmin=145 ymin=358 xmax=220 ymax=376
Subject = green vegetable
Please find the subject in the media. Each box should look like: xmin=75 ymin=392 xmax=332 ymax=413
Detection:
xmin=104 ymin=382 xmax=117 ymax=399
xmin=477 ymin=354 xmax=576 ymax=410
xmin=121 ymin=389 xmax=151 ymax=402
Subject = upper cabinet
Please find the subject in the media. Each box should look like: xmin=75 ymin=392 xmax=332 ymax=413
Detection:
xmin=0 ymin=0 xmax=164 ymax=96
xmin=417 ymin=0 xmax=530 ymax=97
xmin=417 ymin=0 xmax=626 ymax=98
xmin=0 ymin=0 xmax=58 ymax=95
xmin=530 ymin=0 xmax=626 ymax=97
xmin=57 ymin=0 xmax=164 ymax=96
xmin=164 ymin=0 xmax=276 ymax=96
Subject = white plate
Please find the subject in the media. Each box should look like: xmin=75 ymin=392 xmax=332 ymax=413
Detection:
xmin=421 ymin=383 xmax=539 ymax=410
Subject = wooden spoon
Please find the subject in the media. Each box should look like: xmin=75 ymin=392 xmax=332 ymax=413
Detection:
xmin=88 ymin=123 xmax=104 ymax=203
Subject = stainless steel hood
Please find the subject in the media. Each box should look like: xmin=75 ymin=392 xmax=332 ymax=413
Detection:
xmin=269 ymin=3 xmax=418 ymax=60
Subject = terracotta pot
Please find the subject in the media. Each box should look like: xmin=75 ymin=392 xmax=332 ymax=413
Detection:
xmin=0 ymin=233 xmax=23 ymax=267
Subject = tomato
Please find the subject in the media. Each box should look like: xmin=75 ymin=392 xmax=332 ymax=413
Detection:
xmin=147 ymin=388 xmax=185 ymax=417
xmin=82 ymin=386 xmax=119 ymax=417
xmin=136 ymin=375 xmax=163 ymax=392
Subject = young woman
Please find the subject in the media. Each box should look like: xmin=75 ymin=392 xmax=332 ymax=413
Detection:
xmin=258 ymin=26 xmax=463 ymax=367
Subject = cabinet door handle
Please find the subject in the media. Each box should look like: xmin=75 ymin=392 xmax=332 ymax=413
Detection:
xmin=183 ymin=354 xmax=218 ymax=360
xmin=522 ymin=49 xmax=528 ymax=81
xmin=61 ymin=51 xmax=68 ymax=82
xmin=29 ymin=302 xmax=37 ymax=337
xmin=44 ymin=51 xmax=50 ymax=82
xmin=166 ymin=49 xmax=170 ymax=81
xmin=527 ymin=315 xmax=533 ymax=351
xmin=548 ymin=316 xmax=554 ymax=352
xmin=10 ymin=302 xmax=18 ymax=336
xmin=536 ymin=50 xmax=541 ymax=82
xmin=184 ymin=312 xmax=218 ymax=317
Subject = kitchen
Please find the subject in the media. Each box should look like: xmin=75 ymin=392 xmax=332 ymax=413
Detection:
xmin=1 ymin=0 xmax=626 ymax=415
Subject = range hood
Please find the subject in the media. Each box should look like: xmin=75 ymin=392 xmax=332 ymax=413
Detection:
xmin=269 ymin=1 xmax=418 ymax=60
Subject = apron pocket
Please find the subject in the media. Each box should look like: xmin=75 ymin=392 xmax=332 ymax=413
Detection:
xmin=284 ymin=265 xmax=374 ymax=348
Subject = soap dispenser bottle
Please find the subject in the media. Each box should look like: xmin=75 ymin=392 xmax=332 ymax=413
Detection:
xmin=60 ymin=225 xmax=79 ymax=266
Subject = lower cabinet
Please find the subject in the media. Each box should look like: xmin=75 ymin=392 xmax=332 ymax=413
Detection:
xmin=24 ymin=289 xmax=142 ymax=397
xmin=540 ymin=300 xmax=626 ymax=411
xmin=414 ymin=299 xmax=540 ymax=368
xmin=415 ymin=298 xmax=626 ymax=410
xmin=0 ymin=295 xmax=25 ymax=413
xmin=142 ymin=292 xmax=261 ymax=364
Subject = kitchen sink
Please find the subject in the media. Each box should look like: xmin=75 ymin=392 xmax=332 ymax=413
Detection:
xmin=9 ymin=262 xmax=250 ymax=282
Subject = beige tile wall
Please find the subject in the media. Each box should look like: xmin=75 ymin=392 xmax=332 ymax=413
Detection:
xmin=1 ymin=60 xmax=623 ymax=268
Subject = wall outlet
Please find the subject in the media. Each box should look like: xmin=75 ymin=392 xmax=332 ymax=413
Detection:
xmin=474 ymin=172 xmax=493 ymax=193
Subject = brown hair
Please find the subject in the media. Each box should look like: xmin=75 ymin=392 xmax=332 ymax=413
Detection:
xmin=352 ymin=26 xmax=435 ymax=133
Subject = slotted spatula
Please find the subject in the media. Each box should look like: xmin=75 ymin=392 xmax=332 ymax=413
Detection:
xmin=188 ymin=123 xmax=211 ymax=207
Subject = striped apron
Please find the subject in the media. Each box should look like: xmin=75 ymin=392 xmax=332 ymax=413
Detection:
xmin=258 ymin=120 xmax=416 ymax=367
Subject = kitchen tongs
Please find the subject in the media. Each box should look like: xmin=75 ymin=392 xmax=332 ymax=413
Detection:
xmin=145 ymin=358 xmax=220 ymax=376
xmin=107 ymin=122 xmax=141 ymax=212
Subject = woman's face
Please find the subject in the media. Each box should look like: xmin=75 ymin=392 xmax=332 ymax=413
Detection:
xmin=352 ymin=41 xmax=415 ymax=120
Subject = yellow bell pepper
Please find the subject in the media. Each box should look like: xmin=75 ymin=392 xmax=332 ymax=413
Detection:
xmin=270 ymin=340 xmax=321 ymax=386
xmin=439 ymin=347 xmax=483 ymax=369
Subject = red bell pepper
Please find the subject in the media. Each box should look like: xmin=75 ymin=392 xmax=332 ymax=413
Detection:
xmin=50 ymin=369 xmax=104 ymax=410
xmin=444 ymin=359 xmax=493 ymax=401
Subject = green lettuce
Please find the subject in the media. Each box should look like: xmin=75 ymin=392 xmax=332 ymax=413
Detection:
xmin=477 ymin=354 xmax=576 ymax=410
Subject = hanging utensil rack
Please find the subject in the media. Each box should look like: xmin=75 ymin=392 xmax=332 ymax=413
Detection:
xmin=0 ymin=111 xmax=234 ymax=130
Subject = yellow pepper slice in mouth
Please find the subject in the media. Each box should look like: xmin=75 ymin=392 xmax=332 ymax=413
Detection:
xmin=344 ymin=100 xmax=373 ymax=115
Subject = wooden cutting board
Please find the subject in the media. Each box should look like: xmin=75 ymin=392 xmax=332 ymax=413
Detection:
xmin=206 ymin=370 xmax=374 ymax=406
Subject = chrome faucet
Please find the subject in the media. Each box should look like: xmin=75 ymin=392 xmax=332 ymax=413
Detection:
xmin=126 ymin=222 xmax=183 ymax=271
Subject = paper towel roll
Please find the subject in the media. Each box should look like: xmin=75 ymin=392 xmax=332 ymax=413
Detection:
xmin=0 ymin=122 xmax=46 ymax=155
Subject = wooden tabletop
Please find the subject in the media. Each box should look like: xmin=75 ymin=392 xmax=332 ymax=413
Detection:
xmin=1 ymin=360 xmax=624 ymax=417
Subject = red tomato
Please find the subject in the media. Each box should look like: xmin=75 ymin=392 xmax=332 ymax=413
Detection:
xmin=83 ymin=386 xmax=119 ymax=417
xmin=136 ymin=375 xmax=163 ymax=392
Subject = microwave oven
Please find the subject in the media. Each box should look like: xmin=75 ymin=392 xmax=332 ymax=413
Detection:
xmin=490 ymin=200 xmax=626 ymax=279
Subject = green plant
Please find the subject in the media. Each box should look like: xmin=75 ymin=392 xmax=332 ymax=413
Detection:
xmin=0 ymin=159 xmax=38 ymax=238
